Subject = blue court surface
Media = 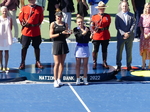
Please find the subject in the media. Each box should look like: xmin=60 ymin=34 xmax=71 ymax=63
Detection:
xmin=1 ymin=42 xmax=150 ymax=112
xmin=1 ymin=83 xmax=150 ymax=112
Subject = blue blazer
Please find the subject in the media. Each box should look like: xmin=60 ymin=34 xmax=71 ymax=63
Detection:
xmin=115 ymin=11 xmax=135 ymax=40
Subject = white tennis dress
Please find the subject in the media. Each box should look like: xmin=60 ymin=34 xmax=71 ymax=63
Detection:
xmin=0 ymin=16 xmax=12 ymax=50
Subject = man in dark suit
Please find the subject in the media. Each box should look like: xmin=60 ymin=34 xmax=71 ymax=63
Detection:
xmin=47 ymin=0 xmax=60 ymax=24
xmin=115 ymin=1 xmax=135 ymax=71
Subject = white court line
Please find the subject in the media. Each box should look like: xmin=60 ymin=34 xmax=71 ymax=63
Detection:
xmin=43 ymin=19 xmax=49 ymax=23
xmin=68 ymin=83 xmax=91 ymax=112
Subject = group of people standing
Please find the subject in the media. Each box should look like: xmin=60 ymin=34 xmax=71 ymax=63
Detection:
xmin=49 ymin=0 xmax=111 ymax=87
xmin=0 ymin=0 xmax=149 ymax=88
xmin=49 ymin=0 xmax=150 ymax=88
xmin=0 ymin=0 xmax=46 ymax=72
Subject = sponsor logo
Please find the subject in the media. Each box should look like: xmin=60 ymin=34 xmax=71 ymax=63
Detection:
xmin=39 ymin=76 xmax=54 ymax=80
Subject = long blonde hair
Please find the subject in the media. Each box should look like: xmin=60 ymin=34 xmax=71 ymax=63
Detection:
xmin=143 ymin=3 xmax=150 ymax=14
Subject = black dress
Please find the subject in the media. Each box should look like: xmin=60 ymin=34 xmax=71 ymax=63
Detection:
xmin=77 ymin=1 xmax=88 ymax=17
xmin=52 ymin=22 xmax=69 ymax=55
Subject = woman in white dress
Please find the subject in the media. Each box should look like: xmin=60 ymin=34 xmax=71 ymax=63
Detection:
xmin=0 ymin=6 xmax=13 ymax=71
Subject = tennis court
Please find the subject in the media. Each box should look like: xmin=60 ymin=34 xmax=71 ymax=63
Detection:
xmin=0 ymin=42 xmax=149 ymax=112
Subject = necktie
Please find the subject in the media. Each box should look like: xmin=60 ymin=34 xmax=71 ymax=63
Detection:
xmin=123 ymin=13 xmax=127 ymax=25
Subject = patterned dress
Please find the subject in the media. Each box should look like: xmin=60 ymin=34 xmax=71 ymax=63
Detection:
xmin=138 ymin=14 xmax=150 ymax=59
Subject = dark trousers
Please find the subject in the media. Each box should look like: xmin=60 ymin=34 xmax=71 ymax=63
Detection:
xmin=92 ymin=40 xmax=109 ymax=53
xmin=20 ymin=35 xmax=42 ymax=49
xmin=134 ymin=7 xmax=144 ymax=38
xmin=116 ymin=39 xmax=133 ymax=67
xmin=49 ymin=10 xmax=55 ymax=24
xmin=20 ymin=35 xmax=42 ymax=63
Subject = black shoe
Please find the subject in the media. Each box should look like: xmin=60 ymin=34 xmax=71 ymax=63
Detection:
xmin=93 ymin=63 xmax=97 ymax=69
xmin=19 ymin=63 xmax=25 ymax=70
xmin=116 ymin=66 xmax=121 ymax=72
xmin=116 ymin=79 xmax=122 ymax=82
xmin=127 ymin=66 xmax=134 ymax=72
xmin=35 ymin=61 xmax=44 ymax=69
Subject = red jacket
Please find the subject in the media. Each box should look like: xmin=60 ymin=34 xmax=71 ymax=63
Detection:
xmin=19 ymin=4 xmax=43 ymax=37
xmin=91 ymin=13 xmax=111 ymax=40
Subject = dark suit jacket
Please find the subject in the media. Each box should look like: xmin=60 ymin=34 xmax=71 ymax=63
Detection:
xmin=115 ymin=11 xmax=135 ymax=40
xmin=60 ymin=0 xmax=74 ymax=12
xmin=0 ymin=0 xmax=19 ymax=10
xmin=47 ymin=0 xmax=60 ymax=12
xmin=115 ymin=11 xmax=135 ymax=67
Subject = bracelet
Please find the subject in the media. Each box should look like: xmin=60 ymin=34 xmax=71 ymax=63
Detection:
xmin=59 ymin=32 xmax=62 ymax=35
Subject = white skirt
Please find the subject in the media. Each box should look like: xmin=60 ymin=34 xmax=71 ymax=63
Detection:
xmin=74 ymin=45 xmax=90 ymax=58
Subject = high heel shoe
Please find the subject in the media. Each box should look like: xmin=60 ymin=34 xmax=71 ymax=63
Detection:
xmin=19 ymin=63 xmax=25 ymax=70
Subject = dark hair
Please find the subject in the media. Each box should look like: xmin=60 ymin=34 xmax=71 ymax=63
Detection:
xmin=55 ymin=8 xmax=63 ymax=16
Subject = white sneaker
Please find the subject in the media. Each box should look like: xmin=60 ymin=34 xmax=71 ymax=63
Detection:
xmin=134 ymin=38 xmax=140 ymax=42
xmin=13 ymin=37 xmax=18 ymax=43
xmin=57 ymin=79 xmax=64 ymax=86
xmin=83 ymin=78 xmax=89 ymax=85
xmin=54 ymin=80 xmax=59 ymax=88
xmin=76 ymin=78 xmax=80 ymax=85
